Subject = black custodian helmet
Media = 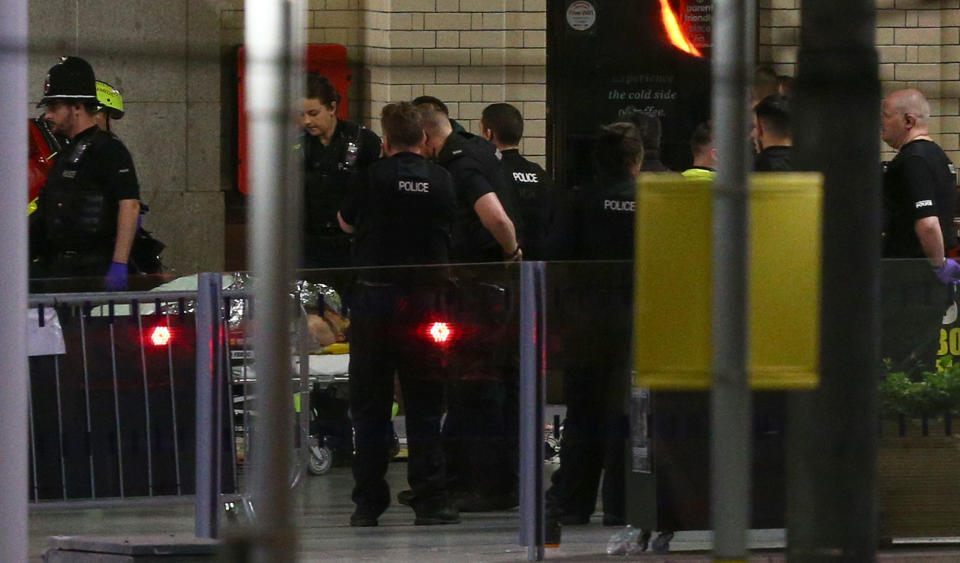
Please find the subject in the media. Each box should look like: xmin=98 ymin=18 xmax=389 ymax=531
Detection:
xmin=37 ymin=56 xmax=97 ymax=107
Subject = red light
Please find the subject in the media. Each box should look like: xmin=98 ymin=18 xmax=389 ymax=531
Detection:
xmin=659 ymin=0 xmax=703 ymax=58
xmin=150 ymin=326 xmax=172 ymax=347
xmin=428 ymin=322 xmax=453 ymax=344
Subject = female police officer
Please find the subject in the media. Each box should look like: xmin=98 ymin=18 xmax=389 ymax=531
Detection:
xmin=547 ymin=122 xmax=644 ymax=527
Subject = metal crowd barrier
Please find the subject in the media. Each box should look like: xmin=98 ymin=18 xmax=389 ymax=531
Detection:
xmin=26 ymin=264 xmax=553 ymax=558
xmin=26 ymin=273 xmax=314 ymax=538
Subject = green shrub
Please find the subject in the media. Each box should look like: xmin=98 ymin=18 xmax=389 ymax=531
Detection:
xmin=880 ymin=356 xmax=960 ymax=417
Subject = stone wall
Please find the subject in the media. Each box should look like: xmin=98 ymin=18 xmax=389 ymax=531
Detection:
xmin=29 ymin=0 xmax=226 ymax=276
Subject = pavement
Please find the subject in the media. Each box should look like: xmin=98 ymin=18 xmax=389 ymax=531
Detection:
xmin=27 ymin=462 xmax=960 ymax=561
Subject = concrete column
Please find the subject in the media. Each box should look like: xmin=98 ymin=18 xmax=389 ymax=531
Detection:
xmin=0 ymin=0 xmax=30 ymax=561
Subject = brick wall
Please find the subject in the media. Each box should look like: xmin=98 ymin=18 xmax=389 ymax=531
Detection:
xmin=296 ymin=0 xmax=549 ymax=165
xmin=223 ymin=3 xmax=960 ymax=165
xmin=759 ymin=0 xmax=960 ymax=163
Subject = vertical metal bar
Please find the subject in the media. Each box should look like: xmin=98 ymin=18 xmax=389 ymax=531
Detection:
xmin=165 ymin=307 xmax=182 ymax=495
xmin=28 ymin=373 xmax=39 ymax=503
xmin=195 ymin=272 xmax=223 ymax=539
xmin=519 ymin=261 xmax=546 ymax=561
xmin=245 ymin=0 xmax=304 ymax=558
xmin=711 ymin=0 xmax=755 ymax=560
xmin=54 ymin=356 xmax=68 ymax=499
xmin=79 ymin=310 xmax=96 ymax=498
xmin=0 ymin=0 xmax=29 ymax=554
xmin=223 ymin=299 xmax=239 ymax=491
xmin=109 ymin=322 xmax=125 ymax=497
xmin=290 ymin=305 xmax=311 ymax=487
xmin=136 ymin=304 xmax=155 ymax=496
xmin=241 ymin=298 xmax=251 ymax=468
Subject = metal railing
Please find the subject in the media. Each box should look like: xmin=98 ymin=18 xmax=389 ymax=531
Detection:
xmin=25 ymin=275 xmax=316 ymax=539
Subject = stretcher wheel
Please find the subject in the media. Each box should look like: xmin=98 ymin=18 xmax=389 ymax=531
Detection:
xmin=651 ymin=531 xmax=673 ymax=553
xmin=308 ymin=444 xmax=333 ymax=475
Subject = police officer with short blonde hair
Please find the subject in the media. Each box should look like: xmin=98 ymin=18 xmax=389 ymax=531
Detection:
xmin=338 ymin=102 xmax=459 ymax=527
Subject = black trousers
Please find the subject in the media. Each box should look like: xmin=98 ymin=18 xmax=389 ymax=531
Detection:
xmin=348 ymin=283 xmax=449 ymax=515
xmin=547 ymin=285 xmax=632 ymax=521
xmin=442 ymin=280 xmax=519 ymax=498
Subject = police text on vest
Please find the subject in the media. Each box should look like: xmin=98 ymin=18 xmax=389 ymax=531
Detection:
xmin=398 ymin=180 xmax=430 ymax=193
xmin=604 ymin=199 xmax=635 ymax=212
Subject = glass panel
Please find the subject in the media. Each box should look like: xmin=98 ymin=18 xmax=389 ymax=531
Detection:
xmin=878 ymin=258 xmax=960 ymax=540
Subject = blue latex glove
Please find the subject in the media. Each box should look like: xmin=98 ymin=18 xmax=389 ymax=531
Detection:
xmin=933 ymin=258 xmax=960 ymax=285
xmin=105 ymin=261 xmax=128 ymax=291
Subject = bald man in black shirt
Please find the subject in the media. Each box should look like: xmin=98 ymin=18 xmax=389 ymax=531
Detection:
xmin=881 ymin=88 xmax=960 ymax=371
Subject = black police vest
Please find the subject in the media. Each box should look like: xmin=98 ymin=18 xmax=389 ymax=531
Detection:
xmin=501 ymin=150 xmax=550 ymax=257
xmin=40 ymin=130 xmax=119 ymax=250
xmin=303 ymin=121 xmax=364 ymax=238
xmin=578 ymin=176 xmax=636 ymax=260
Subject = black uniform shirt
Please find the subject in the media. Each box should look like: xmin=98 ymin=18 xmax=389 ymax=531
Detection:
xmin=500 ymin=149 xmax=553 ymax=260
xmin=340 ymin=152 xmax=456 ymax=269
xmin=39 ymin=125 xmax=139 ymax=248
xmin=754 ymin=146 xmax=794 ymax=172
xmin=437 ymin=132 xmax=516 ymax=262
xmin=883 ymin=139 xmax=958 ymax=258
xmin=47 ymin=126 xmax=140 ymax=200
xmin=575 ymin=174 xmax=636 ymax=260
xmin=302 ymin=119 xmax=381 ymax=237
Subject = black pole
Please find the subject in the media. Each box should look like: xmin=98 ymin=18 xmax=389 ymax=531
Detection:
xmin=789 ymin=1 xmax=880 ymax=560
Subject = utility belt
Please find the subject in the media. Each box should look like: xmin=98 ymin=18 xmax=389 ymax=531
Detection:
xmin=42 ymin=236 xmax=113 ymax=256
xmin=38 ymin=247 xmax=114 ymax=278
xmin=356 ymin=271 xmax=451 ymax=289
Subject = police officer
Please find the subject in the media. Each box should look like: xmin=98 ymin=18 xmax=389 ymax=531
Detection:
xmin=481 ymin=103 xmax=554 ymax=260
xmin=418 ymin=105 xmax=520 ymax=263
xmin=301 ymin=73 xmax=381 ymax=269
xmin=546 ymin=122 xmax=643 ymax=527
xmin=337 ymin=102 xmax=459 ymax=527
xmin=881 ymin=88 xmax=960 ymax=372
xmin=415 ymin=105 xmax=523 ymax=511
xmin=34 ymin=56 xmax=140 ymax=291
xmin=412 ymin=95 xmax=467 ymax=135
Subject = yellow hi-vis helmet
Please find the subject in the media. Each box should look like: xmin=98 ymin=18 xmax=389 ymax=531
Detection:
xmin=95 ymin=80 xmax=124 ymax=120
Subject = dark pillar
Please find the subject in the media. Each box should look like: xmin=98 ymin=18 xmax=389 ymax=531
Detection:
xmin=789 ymin=2 xmax=880 ymax=561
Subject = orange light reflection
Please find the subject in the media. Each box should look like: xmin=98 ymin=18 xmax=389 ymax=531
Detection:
xmin=659 ymin=0 xmax=703 ymax=58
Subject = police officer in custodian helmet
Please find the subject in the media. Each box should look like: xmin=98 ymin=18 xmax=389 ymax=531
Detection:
xmin=34 ymin=56 xmax=141 ymax=291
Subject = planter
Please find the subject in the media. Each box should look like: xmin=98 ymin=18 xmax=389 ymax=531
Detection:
xmin=878 ymin=415 xmax=960 ymax=538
